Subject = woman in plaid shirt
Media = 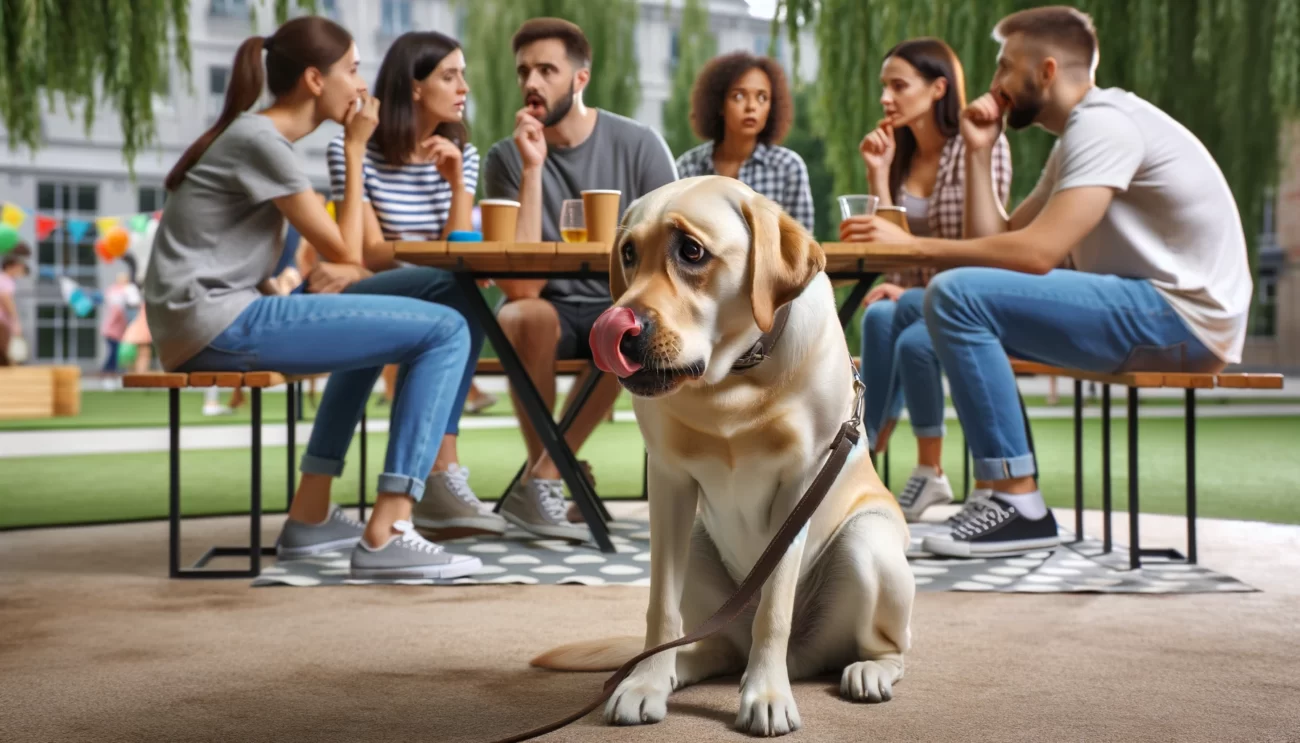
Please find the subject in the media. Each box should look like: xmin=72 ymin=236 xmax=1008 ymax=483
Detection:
xmin=844 ymin=38 xmax=1012 ymax=521
xmin=675 ymin=51 xmax=815 ymax=233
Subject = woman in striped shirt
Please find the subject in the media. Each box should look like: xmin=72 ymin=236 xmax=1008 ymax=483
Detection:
xmin=327 ymin=31 xmax=505 ymax=538
xmin=841 ymin=38 xmax=1013 ymax=523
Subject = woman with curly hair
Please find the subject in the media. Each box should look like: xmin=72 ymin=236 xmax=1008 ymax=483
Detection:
xmin=675 ymin=51 xmax=814 ymax=232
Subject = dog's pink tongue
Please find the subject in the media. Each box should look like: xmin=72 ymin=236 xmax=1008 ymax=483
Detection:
xmin=589 ymin=307 xmax=643 ymax=378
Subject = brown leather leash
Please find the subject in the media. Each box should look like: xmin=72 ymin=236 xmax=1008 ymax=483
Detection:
xmin=488 ymin=366 xmax=865 ymax=743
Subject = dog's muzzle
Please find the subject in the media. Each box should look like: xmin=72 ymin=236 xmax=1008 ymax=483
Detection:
xmin=589 ymin=306 xmax=643 ymax=378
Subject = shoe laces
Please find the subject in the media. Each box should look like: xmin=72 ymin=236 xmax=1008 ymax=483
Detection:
xmin=441 ymin=465 xmax=490 ymax=513
xmin=950 ymin=499 xmax=1012 ymax=539
xmin=534 ymin=480 xmax=569 ymax=522
xmin=392 ymin=520 xmax=445 ymax=555
xmin=945 ymin=494 xmax=991 ymax=527
xmin=898 ymin=475 xmax=927 ymax=507
xmin=329 ymin=505 xmax=364 ymax=530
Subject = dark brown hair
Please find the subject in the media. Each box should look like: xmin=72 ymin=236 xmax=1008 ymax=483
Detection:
xmin=165 ymin=16 xmax=354 ymax=191
xmin=511 ymin=17 xmax=591 ymax=68
xmin=689 ymin=52 xmax=794 ymax=146
xmin=993 ymin=5 xmax=1098 ymax=72
xmin=370 ymin=31 xmax=468 ymax=166
xmin=881 ymin=38 xmax=966 ymax=202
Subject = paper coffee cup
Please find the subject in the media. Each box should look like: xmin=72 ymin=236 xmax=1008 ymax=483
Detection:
xmin=581 ymin=190 xmax=621 ymax=246
xmin=479 ymin=199 xmax=520 ymax=242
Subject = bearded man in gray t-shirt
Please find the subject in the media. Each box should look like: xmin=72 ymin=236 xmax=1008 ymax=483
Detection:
xmin=480 ymin=18 xmax=677 ymax=540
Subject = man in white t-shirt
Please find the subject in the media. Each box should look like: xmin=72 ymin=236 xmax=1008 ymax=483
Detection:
xmin=848 ymin=5 xmax=1252 ymax=557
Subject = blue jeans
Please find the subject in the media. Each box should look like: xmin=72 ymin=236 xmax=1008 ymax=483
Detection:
xmin=860 ymin=287 xmax=945 ymax=447
xmin=342 ymin=267 xmax=484 ymax=435
xmin=925 ymin=268 xmax=1223 ymax=482
xmin=179 ymin=292 xmax=470 ymax=500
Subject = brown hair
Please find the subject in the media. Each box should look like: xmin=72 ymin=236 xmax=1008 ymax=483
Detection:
xmin=370 ymin=31 xmax=468 ymax=166
xmin=511 ymin=17 xmax=591 ymax=68
xmin=689 ymin=52 xmax=794 ymax=146
xmin=881 ymin=38 xmax=966 ymax=202
xmin=165 ymin=16 xmax=354 ymax=191
xmin=993 ymin=5 xmax=1098 ymax=72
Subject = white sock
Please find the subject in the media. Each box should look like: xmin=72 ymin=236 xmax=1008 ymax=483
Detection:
xmin=204 ymin=387 xmax=219 ymax=404
xmin=969 ymin=488 xmax=993 ymax=501
xmin=994 ymin=490 xmax=1048 ymax=520
xmin=912 ymin=464 xmax=941 ymax=480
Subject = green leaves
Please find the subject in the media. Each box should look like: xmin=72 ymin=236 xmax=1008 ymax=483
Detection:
xmin=662 ymin=0 xmax=717 ymax=157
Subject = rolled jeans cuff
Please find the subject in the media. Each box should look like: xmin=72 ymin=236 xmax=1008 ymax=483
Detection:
xmin=377 ymin=473 xmax=426 ymax=501
xmin=973 ymin=453 xmax=1037 ymax=482
xmin=300 ymin=454 xmax=345 ymax=477
xmin=912 ymin=422 xmax=947 ymax=439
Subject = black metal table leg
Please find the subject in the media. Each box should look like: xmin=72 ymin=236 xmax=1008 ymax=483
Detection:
xmin=287 ymin=384 xmax=296 ymax=511
xmin=1127 ymin=387 xmax=1140 ymax=570
xmin=1102 ymin=384 xmax=1112 ymax=553
xmin=453 ymin=272 xmax=615 ymax=553
xmin=358 ymin=409 xmax=368 ymax=522
xmin=1017 ymin=389 xmax=1038 ymax=480
xmin=251 ymin=388 xmax=263 ymax=576
xmin=883 ymin=445 xmax=890 ymax=489
xmin=836 ymin=278 xmax=875 ymax=328
xmin=1073 ymin=379 xmax=1084 ymax=541
xmin=169 ymin=387 xmax=181 ymax=578
xmin=1186 ymin=388 xmax=1198 ymax=564
xmin=960 ymin=441 xmax=970 ymax=504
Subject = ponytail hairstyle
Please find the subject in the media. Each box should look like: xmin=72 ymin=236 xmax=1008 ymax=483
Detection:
xmin=370 ymin=31 xmax=469 ymax=166
xmin=165 ymin=16 xmax=355 ymax=191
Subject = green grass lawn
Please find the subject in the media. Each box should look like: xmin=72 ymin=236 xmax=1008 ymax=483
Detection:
xmin=2 ymin=414 xmax=1297 ymax=530
xmin=0 ymin=388 xmax=1294 ymax=432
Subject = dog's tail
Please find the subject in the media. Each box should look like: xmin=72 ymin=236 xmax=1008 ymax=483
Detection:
xmin=529 ymin=636 xmax=642 ymax=672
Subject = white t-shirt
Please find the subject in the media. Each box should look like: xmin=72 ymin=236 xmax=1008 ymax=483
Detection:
xmin=1029 ymin=87 xmax=1252 ymax=363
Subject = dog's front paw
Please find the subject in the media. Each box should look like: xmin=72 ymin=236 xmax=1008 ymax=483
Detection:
xmin=840 ymin=660 xmax=897 ymax=703
xmin=736 ymin=673 xmax=801 ymax=737
xmin=605 ymin=672 xmax=674 ymax=726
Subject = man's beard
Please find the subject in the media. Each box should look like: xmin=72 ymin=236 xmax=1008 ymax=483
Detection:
xmin=540 ymin=80 xmax=576 ymax=127
xmin=1006 ymin=78 xmax=1044 ymax=130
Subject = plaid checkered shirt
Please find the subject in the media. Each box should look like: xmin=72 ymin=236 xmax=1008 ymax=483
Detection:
xmin=886 ymin=133 xmax=1013 ymax=287
xmin=675 ymin=142 xmax=816 ymax=234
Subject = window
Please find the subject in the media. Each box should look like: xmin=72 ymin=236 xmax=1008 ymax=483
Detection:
xmin=380 ymin=0 xmax=412 ymax=37
xmin=754 ymin=33 xmax=784 ymax=59
xmin=319 ymin=0 xmax=338 ymax=19
xmin=34 ymin=181 xmax=102 ymax=365
xmin=138 ymin=186 xmax=167 ymax=214
xmin=669 ymin=29 xmax=680 ymax=72
xmin=1253 ymin=267 xmax=1278 ymax=337
xmin=209 ymin=0 xmax=248 ymax=19
xmin=208 ymin=66 xmax=230 ymax=122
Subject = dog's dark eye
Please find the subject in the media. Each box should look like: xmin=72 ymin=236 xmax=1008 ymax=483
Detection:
xmin=679 ymin=238 xmax=705 ymax=263
xmin=621 ymin=241 xmax=637 ymax=267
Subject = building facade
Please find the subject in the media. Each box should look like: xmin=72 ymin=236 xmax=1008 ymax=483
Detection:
xmin=0 ymin=0 xmax=810 ymax=372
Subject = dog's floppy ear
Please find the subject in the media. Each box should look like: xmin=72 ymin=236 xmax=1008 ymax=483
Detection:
xmin=742 ymin=196 xmax=826 ymax=332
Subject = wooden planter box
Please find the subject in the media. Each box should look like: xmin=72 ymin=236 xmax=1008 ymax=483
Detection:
xmin=0 ymin=365 xmax=80 ymax=419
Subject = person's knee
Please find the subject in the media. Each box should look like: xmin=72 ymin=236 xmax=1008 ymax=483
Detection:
xmin=498 ymin=299 xmax=560 ymax=346
xmin=894 ymin=322 xmax=933 ymax=364
xmin=923 ymin=268 xmax=983 ymax=328
xmin=862 ymin=299 xmax=896 ymax=337
xmin=419 ymin=303 xmax=471 ymax=357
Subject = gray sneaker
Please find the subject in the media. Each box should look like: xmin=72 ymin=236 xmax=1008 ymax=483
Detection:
xmin=277 ymin=504 xmax=365 ymax=559
xmin=895 ymin=466 xmax=954 ymax=522
xmin=412 ymin=464 xmax=508 ymax=537
xmin=501 ymin=478 xmax=592 ymax=542
xmin=349 ymin=520 xmax=483 ymax=580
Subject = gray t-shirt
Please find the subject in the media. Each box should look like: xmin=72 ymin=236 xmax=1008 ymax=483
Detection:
xmin=482 ymin=109 xmax=678 ymax=303
xmin=144 ymin=113 xmax=313 ymax=370
xmin=1029 ymin=87 xmax=1252 ymax=363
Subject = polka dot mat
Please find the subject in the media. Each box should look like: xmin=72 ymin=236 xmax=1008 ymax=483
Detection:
xmin=252 ymin=520 xmax=1256 ymax=594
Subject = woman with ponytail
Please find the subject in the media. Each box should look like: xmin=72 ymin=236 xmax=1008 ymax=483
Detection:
xmin=144 ymin=16 xmax=483 ymax=580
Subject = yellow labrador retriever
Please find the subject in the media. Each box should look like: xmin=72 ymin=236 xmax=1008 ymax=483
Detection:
xmin=532 ymin=176 xmax=915 ymax=737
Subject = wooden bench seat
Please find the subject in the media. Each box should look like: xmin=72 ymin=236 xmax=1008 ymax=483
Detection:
xmin=475 ymin=358 xmax=589 ymax=375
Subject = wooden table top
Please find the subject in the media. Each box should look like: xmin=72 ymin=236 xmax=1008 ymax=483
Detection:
xmin=392 ymin=241 xmax=927 ymax=274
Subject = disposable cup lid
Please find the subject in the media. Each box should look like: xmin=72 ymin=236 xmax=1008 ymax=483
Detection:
xmin=479 ymin=199 xmax=521 ymax=207
xmin=580 ymin=189 xmax=621 ymax=195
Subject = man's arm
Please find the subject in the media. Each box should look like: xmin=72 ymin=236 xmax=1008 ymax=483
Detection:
xmin=918 ymin=186 xmax=1115 ymax=274
xmin=638 ymin=129 xmax=680 ymax=195
xmin=483 ymin=134 xmax=546 ymax=299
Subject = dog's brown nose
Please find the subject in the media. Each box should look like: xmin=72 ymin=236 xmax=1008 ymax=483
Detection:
xmin=590 ymin=306 xmax=643 ymax=378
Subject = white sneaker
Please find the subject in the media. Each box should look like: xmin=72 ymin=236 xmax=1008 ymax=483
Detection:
xmin=202 ymin=403 xmax=234 ymax=416
xmin=895 ymin=466 xmax=954 ymax=522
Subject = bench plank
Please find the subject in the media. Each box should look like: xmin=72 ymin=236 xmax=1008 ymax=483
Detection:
xmin=1216 ymin=373 xmax=1284 ymax=390
xmin=475 ymin=358 xmax=589 ymax=375
xmin=123 ymin=373 xmax=190 ymax=389
xmin=188 ymin=371 xmax=245 ymax=388
xmin=243 ymin=372 xmax=287 ymax=388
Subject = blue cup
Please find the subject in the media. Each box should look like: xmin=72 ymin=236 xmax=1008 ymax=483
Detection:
xmin=448 ymin=230 xmax=482 ymax=242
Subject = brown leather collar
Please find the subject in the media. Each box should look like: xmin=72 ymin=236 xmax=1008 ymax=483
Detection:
xmin=489 ymin=362 xmax=865 ymax=743
xmin=730 ymin=303 xmax=793 ymax=373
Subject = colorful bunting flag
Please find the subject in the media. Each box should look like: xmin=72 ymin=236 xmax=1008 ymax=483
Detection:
xmin=129 ymin=214 xmax=150 ymax=234
xmin=95 ymin=216 xmax=120 ymax=237
xmin=35 ymin=215 xmax=59 ymax=241
xmin=66 ymin=219 xmax=91 ymax=244
xmin=1 ymin=202 xmax=25 ymax=228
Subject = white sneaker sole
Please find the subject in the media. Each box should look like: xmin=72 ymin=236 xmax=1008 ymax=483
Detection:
xmin=902 ymin=490 xmax=955 ymax=523
xmin=501 ymin=511 xmax=590 ymax=542
xmin=277 ymin=536 xmax=362 ymax=560
xmin=922 ymin=534 xmax=1061 ymax=558
xmin=350 ymin=556 xmax=484 ymax=580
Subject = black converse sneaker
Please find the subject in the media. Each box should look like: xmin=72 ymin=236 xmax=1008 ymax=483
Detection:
xmin=922 ymin=495 xmax=1060 ymax=558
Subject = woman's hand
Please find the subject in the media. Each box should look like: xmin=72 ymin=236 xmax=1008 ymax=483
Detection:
xmin=306 ymin=263 xmax=372 ymax=294
xmin=420 ymin=135 xmax=464 ymax=186
xmin=343 ymin=94 xmax=380 ymax=150
xmin=859 ymin=117 xmax=897 ymax=177
xmin=863 ymin=282 xmax=905 ymax=307
xmin=839 ymin=214 xmax=915 ymax=244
